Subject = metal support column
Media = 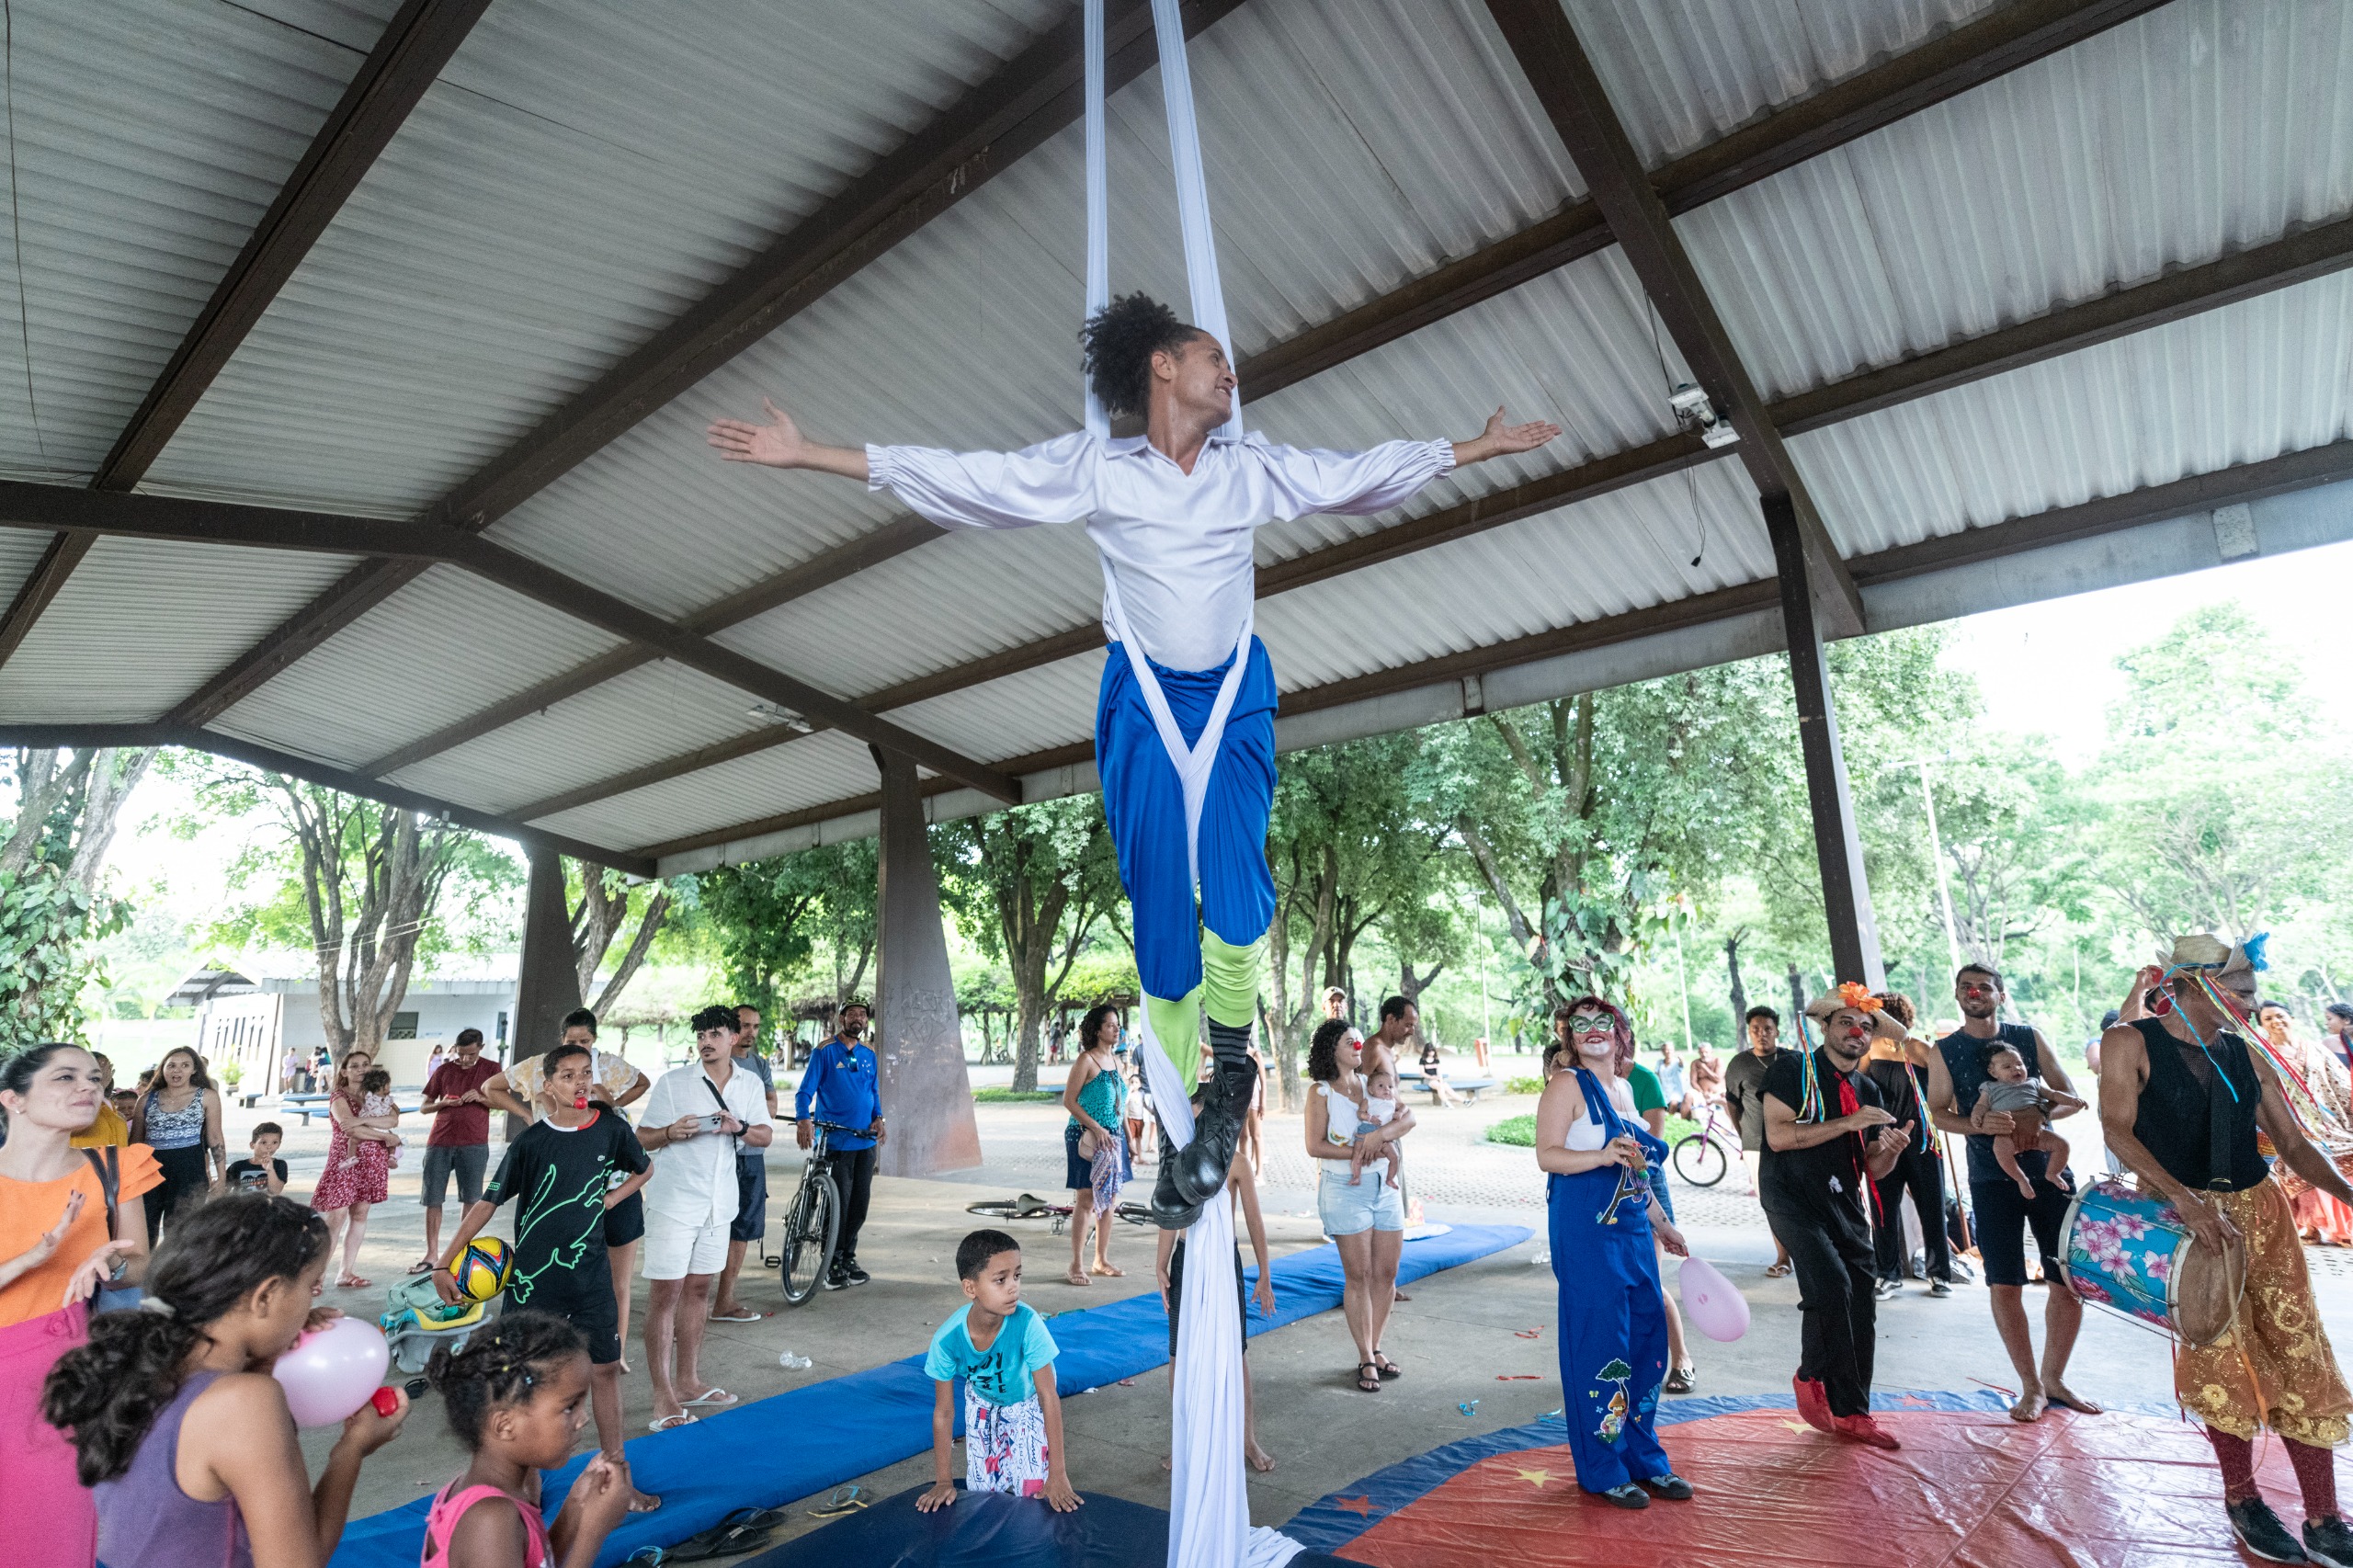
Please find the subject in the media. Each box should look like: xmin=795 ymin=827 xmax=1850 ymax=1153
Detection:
xmin=1763 ymin=494 xmax=1886 ymax=989
xmin=871 ymin=747 xmax=983 ymax=1176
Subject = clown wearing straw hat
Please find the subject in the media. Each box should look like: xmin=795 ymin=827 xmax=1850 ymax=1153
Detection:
xmin=2098 ymin=934 xmax=2353 ymax=1566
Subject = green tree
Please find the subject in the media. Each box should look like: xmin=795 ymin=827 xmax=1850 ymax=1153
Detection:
xmin=2 ymin=747 xmax=151 ymax=1049
xmin=2089 ymin=603 xmax=2349 ymax=944
xmin=699 ymin=842 xmax=875 ymax=1022
xmin=187 ymin=763 xmax=517 ymax=1062
xmin=937 ymin=798 xmax=1121 ymax=1092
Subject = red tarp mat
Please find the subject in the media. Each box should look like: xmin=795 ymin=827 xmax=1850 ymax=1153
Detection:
xmin=1313 ymin=1403 xmax=2312 ymax=1566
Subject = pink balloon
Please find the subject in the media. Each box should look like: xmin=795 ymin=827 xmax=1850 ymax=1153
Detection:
xmin=1677 ymin=1256 xmax=1750 ymax=1343
xmin=272 ymin=1317 xmax=391 ymax=1428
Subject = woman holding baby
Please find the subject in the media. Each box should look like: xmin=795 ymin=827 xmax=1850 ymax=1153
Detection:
xmin=1304 ymin=1018 xmax=1414 ymax=1392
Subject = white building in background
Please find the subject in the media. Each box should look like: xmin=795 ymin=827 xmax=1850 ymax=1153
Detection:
xmin=169 ymin=957 xmax=520 ymax=1091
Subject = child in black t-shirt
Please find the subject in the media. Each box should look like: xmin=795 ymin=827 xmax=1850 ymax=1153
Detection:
xmin=219 ymin=1122 xmax=289 ymax=1196
xmin=433 ymin=1044 xmax=654 ymax=1513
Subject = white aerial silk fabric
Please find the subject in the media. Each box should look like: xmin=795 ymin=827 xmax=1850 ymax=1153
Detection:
xmin=1086 ymin=3 xmax=1297 ymax=1562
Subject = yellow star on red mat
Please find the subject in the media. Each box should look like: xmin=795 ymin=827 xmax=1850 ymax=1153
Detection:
xmin=1514 ymin=1467 xmax=1552 ymax=1488
xmin=1336 ymin=1495 xmax=1378 ymax=1517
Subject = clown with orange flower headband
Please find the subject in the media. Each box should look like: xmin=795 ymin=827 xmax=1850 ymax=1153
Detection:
xmin=2097 ymin=934 xmax=2353 ymax=1565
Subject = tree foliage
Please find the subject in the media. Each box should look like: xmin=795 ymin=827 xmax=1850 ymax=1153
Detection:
xmin=1 ymin=747 xmax=151 ymax=1048
xmin=698 ymin=841 xmax=878 ymax=1026
xmin=937 ymin=797 xmax=1122 ymax=1092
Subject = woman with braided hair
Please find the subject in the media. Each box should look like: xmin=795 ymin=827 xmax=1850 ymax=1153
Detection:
xmin=41 ymin=1194 xmax=409 ymax=1568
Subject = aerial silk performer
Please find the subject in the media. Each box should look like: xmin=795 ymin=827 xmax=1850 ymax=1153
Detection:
xmin=708 ymin=5 xmax=1558 ymax=1559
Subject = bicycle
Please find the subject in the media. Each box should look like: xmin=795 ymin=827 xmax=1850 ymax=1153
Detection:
xmin=965 ymin=1192 xmax=1156 ymax=1236
xmin=774 ymin=1119 xmax=861 ymax=1306
xmin=1670 ymin=1100 xmax=1743 ymax=1188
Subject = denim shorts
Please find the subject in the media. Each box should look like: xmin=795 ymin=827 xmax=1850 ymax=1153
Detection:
xmin=1317 ymin=1163 xmax=1405 ymax=1236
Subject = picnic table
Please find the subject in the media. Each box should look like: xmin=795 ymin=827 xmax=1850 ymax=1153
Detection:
xmin=275 ymin=1092 xmax=423 ymax=1127
xmin=1417 ymin=1074 xmax=1496 ymax=1103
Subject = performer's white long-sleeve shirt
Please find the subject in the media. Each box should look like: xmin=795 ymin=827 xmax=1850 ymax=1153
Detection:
xmin=868 ymin=429 xmax=1455 ymax=673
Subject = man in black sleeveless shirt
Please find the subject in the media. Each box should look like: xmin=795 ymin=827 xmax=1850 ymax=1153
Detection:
xmin=1922 ymin=962 xmax=2097 ymax=1425
xmin=2101 ymin=939 xmax=2353 ymax=1566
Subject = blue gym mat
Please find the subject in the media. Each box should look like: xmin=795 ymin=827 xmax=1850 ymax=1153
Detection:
xmin=734 ymin=1483 xmax=1373 ymax=1568
xmin=329 ymin=1221 xmax=1529 ymax=1568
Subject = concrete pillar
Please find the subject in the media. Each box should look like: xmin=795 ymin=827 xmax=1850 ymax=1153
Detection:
xmin=870 ymin=746 xmax=983 ymax=1176
xmin=511 ymin=844 xmax=581 ymax=1064
xmin=1763 ymin=494 xmax=1885 ymax=990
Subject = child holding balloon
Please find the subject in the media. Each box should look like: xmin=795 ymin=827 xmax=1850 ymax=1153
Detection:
xmin=421 ymin=1311 xmax=632 ymax=1568
xmin=41 ymin=1194 xmax=410 ymax=1568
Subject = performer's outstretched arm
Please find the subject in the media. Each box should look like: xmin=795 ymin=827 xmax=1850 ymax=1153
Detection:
xmin=1256 ymin=406 xmax=1561 ymax=518
xmin=707 ymin=398 xmax=870 ymax=481
xmin=710 ymin=398 xmax=1092 ymax=531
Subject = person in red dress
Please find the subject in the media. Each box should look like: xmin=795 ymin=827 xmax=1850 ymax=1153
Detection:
xmin=309 ymin=1048 xmax=398 ymax=1289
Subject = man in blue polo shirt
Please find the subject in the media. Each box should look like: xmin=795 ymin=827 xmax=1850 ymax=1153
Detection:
xmin=796 ymin=999 xmax=885 ymax=1289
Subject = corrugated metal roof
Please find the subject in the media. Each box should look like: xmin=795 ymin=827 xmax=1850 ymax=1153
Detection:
xmin=0 ymin=527 xmax=51 ymax=610
xmin=1682 ymin=0 xmax=2353 ymax=403
xmin=0 ymin=537 xmax=362 ymax=721
xmin=0 ymin=0 xmax=399 ymax=483
xmin=527 ymin=726 xmax=880 ymax=850
xmin=1799 ymin=268 xmax=2353 ymax=557
xmin=135 ymin=0 xmax=1069 ymax=517
xmin=385 ymin=660 xmax=775 ymax=816
xmin=885 ymin=650 xmax=1109 ymax=766
xmin=209 ymin=565 xmax=628 ymax=767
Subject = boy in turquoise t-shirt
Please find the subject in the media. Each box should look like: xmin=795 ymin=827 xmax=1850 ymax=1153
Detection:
xmin=920 ymin=1230 xmax=1080 ymax=1512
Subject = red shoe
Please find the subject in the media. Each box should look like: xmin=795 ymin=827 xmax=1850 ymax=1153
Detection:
xmin=1834 ymin=1412 xmax=1901 ymax=1450
xmin=1792 ymin=1376 xmax=1834 ymax=1433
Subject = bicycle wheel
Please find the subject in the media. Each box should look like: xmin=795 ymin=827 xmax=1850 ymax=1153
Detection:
xmin=1672 ymin=1133 xmax=1728 ymax=1188
xmin=779 ymin=1170 xmax=841 ymax=1306
xmin=1114 ymin=1201 xmax=1154 ymax=1227
xmin=965 ymin=1200 xmax=1021 ymax=1219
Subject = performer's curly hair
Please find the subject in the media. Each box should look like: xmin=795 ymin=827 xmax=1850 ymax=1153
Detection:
xmin=1081 ymin=292 xmax=1205 ymax=418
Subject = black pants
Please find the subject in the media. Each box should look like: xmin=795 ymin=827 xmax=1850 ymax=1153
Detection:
xmin=144 ymin=1144 xmax=211 ymax=1247
xmin=1871 ymin=1147 xmax=1952 ymax=1283
xmin=1767 ymin=1201 xmax=1877 ymax=1418
xmin=829 ymin=1144 xmax=878 ymax=1262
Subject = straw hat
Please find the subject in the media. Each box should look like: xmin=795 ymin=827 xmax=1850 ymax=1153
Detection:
xmin=1803 ymin=981 xmax=1910 ymax=1041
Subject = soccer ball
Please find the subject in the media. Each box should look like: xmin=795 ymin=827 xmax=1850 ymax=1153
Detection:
xmin=453 ymin=1237 xmax=516 ymax=1302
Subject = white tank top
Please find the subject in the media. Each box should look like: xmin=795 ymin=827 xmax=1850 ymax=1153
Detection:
xmin=1559 ymin=1077 xmax=1614 ymax=1152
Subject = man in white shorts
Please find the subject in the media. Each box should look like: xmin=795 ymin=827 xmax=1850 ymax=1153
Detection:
xmin=635 ymin=1003 xmax=773 ymax=1428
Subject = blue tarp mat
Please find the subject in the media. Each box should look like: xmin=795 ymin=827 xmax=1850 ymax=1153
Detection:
xmin=332 ymin=1222 xmax=1529 ymax=1568
xmin=734 ymin=1484 xmax=1372 ymax=1568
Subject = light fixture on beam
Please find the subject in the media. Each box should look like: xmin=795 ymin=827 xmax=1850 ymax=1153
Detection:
xmin=748 ymin=702 xmax=813 ymax=733
xmin=1668 ymin=382 xmax=1739 ymax=449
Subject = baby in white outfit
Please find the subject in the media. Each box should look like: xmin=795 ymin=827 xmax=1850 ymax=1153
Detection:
xmin=1349 ymin=1066 xmax=1405 ymax=1188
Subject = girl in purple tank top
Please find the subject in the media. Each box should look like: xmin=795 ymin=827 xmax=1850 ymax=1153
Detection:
xmin=420 ymin=1311 xmax=631 ymax=1568
xmin=40 ymin=1195 xmax=409 ymax=1568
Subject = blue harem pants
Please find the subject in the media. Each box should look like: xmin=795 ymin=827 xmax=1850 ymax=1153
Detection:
xmin=1094 ymin=635 xmax=1277 ymax=1004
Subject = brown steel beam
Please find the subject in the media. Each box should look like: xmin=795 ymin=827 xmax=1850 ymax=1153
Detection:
xmin=0 ymin=0 xmax=490 ymax=680
xmin=0 ymin=482 xmax=464 ymax=557
xmin=1484 ymin=0 xmax=1864 ymax=634
xmin=439 ymin=535 xmax=1017 ymax=801
xmin=159 ymin=0 xmax=1242 ymax=751
xmin=635 ymin=436 xmax=2353 ymax=863
xmin=0 ymin=531 xmax=97 ymax=669
xmin=1244 ymin=0 xmax=2169 ymax=401
xmin=358 ymin=515 xmax=938 ymax=775
xmin=188 ymin=0 xmax=2154 ymax=758
xmin=0 ymin=722 xmax=654 ymax=875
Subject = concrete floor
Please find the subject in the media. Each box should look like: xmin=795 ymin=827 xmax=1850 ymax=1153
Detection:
xmin=223 ymin=1090 xmax=2353 ymax=1562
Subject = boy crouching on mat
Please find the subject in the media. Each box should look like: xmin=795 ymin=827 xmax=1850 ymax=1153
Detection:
xmin=920 ymin=1230 xmax=1080 ymax=1513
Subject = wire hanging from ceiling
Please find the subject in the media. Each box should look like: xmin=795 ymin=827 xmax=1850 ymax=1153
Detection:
xmin=3 ymin=0 xmax=43 ymax=459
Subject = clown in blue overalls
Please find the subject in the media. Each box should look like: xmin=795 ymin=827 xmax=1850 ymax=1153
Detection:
xmin=710 ymin=296 xmax=1558 ymax=1216
xmin=1537 ymin=995 xmax=1697 ymax=1507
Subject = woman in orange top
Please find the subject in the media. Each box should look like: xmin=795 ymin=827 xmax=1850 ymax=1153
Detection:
xmin=1 ymin=1042 xmax=159 ymax=1568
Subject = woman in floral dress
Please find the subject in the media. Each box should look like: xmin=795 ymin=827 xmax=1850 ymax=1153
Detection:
xmin=309 ymin=1048 xmax=399 ymax=1287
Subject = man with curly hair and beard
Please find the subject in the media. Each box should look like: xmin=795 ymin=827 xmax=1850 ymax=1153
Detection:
xmin=710 ymin=293 xmax=1555 ymax=1220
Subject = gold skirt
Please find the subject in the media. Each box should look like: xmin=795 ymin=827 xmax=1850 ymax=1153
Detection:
xmin=2176 ymin=1179 xmax=2353 ymax=1446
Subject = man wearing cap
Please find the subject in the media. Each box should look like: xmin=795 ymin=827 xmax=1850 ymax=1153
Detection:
xmin=2101 ymin=937 xmax=2353 ymax=1566
xmin=1759 ymin=984 xmax=1914 ymax=1450
xmin=1921 ymin=963 xmax=2096 ymax=1425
